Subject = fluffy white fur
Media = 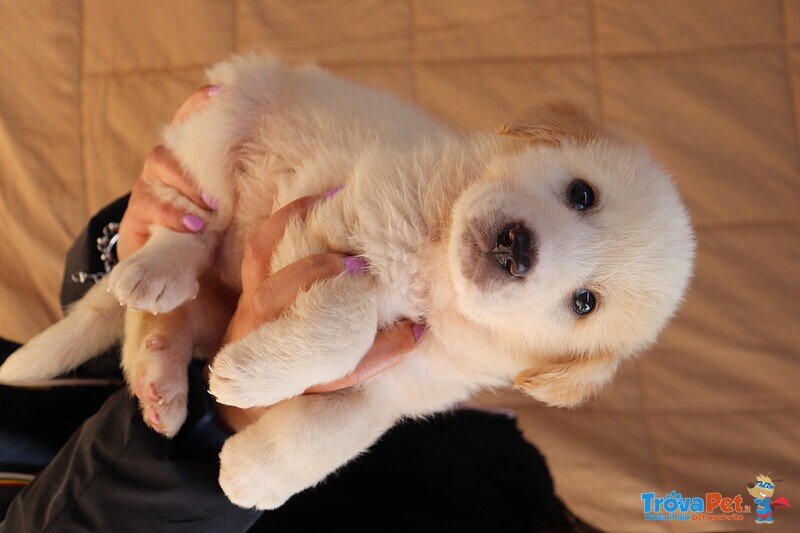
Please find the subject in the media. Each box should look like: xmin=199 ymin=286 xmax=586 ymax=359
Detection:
xmin=0 ymin=56 xmax=695 ymax=509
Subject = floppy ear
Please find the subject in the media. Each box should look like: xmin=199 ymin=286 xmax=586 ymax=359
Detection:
xmin=500 ymin=101 xmax=597 ymax=145
xmin=513 ymin=350 xmax=619 ymax=408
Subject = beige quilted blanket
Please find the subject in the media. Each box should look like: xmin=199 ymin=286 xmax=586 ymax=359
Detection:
xmin=1 ymin=2 xmax=798 ymax=531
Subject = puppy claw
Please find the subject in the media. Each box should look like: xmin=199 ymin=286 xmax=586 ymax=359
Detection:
xmin=130 ymin=361 xmax=189 ymax=438
xmin=147 ymin=383 xmax=159 ymax=401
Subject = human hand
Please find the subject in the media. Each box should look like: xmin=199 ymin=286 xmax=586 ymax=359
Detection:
xmin=117 ymin=85 xmax=223 ymax=261
xmin=213 ymin=192 xmax=425 ymax=432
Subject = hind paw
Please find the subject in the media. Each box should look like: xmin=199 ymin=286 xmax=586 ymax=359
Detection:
xmin=128 ymin=336 xmax=190 ymax=438
xmin=133 ymin=378 xmax=188 ymax=438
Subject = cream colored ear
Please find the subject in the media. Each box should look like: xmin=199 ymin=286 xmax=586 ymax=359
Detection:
xmin=500 ymin=101 xmax=596 ymax=145
xmin=513 ymin=350 xmax=618 ymax=408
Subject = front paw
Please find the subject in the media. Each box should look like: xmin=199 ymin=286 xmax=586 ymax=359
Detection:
xmin=218 ymin=433 xmax=295 ymax=510
xmin=208 ymin=343 xmax=295 ymax=408
xmin=109 ymin=254 xmax=199 ymax=314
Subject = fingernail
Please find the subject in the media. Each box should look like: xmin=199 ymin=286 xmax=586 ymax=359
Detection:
xmin=323 ymin=185 xmax=344 ymax=200
xmin=412 ymin=323 xmax=427 ymax=343
xmin=343 ymin=255 xmax=368 ymax=274
xmin=207 ymin=85 xmax=223 ymax=97
xmin=201 ymin=192 xmax=220 ymax=211
xmin=183 ymin=214 xmax=205 ymax=232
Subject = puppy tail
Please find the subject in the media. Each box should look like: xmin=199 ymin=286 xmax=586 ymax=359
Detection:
xmin=0 ymin=277 xmax=124 ymax=382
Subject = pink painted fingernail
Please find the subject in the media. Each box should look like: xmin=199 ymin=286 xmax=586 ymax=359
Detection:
xmin=183 ymin=214 xmax=205 ymax=232
xmin=201 ymin=192 xmax=219 ymax=211
xmin=343 ymin=255 xmax=368 ymax=274
xmin=323 ymin=185 xmax=344 ymax=200
xmin=207 ymin=85 xmax=223 ymax=97
xmin=412 ymin=323 xmax=427 ymax=343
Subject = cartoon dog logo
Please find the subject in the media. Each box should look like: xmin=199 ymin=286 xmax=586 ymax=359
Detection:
xmin=747 ymin=473 xmax=791 ymax=524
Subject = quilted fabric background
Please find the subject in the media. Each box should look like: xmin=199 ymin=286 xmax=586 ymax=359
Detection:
xmin=1 ymin=1 xmax=798 ymax=531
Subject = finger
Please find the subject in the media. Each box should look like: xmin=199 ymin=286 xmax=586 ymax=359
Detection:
xmin=241 ymin=196 xmax=319 ymax=290
xmin=127 ymin=180 xmax=206 ymax=234
xmin=144 ymin=145 xmax=214 ymax=211
xmin=117 ymin=196 xmax=202 ymax=261
xmin=137 ymin=186 xmax=206 ymax=234
xmin=170 ymin=85 xmax=221 ymax=127
xmin=250 ymin=253 xmax=347 ymax=322
xmin=116 ymin=211 xmax=149 ymax=261
xmin=305 ymin=321 xmax=419 ymax=394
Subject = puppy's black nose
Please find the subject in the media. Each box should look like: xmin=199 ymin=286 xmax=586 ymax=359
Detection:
xmin=747 ymin=483 xmax=755 ymax=489
xmin=491 ymin=223 xmax=535 ymax=277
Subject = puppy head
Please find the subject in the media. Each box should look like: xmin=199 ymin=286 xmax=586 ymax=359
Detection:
xmin=448 ymin=102 xmax=695 ymax=407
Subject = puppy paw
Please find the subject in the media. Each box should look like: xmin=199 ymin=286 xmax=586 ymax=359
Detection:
xmin=134 ymin=378 xmax=188 ymax=438
xmin=218 ymin=433 xmax=295 ymax=510
xmin=109 ymin=254 xmax=199 ymax=314
xmin=208 ymin=344 xmax=293 ymax=409
xmin=128 ymin=336 xmax=189 ymax=437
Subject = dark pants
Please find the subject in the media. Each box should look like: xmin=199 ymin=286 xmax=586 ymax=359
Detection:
xmin=0 ymin=337 xmax=595 ymax=532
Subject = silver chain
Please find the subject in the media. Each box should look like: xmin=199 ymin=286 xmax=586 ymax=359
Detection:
xmin=71 ymin=222 xmax=120 ymax=284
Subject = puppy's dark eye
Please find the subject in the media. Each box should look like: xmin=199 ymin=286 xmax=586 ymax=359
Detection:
xmin=573 ymin=289 xmax=596 ymax=315
xmin=570 ymin=181 xmax=595 ymax=210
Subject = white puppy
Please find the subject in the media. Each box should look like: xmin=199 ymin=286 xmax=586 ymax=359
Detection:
xmin=0 ymin=56 xmax=695 ymax=509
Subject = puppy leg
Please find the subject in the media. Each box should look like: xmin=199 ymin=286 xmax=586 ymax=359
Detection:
xmin=209 ymin=272 xmax=377 ymax=408
xmin=0 ymin=277 xmax=123 ymax=382
xmin=108 ymin=226 xmax=216 ymax=314
xmin=122 ymin=276 xmax=235 ymax=437
xmin=122 ymin=309 xmax=194 ymax=437
xmin=218 ymin=391 xmax=397 ymax=509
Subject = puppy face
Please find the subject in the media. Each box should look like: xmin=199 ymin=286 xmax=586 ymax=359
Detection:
xmin=448 ymin=103 xmax=695 ymax=407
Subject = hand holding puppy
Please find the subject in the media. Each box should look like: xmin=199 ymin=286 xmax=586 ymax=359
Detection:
xmin=117 ymin=86 xmax=222 ymax=261
xmin=117 ymin=86 xmax=422 ymax=434
xmin=215 ymin=192 xmax=423 ymax=432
